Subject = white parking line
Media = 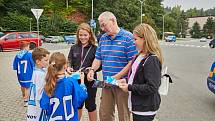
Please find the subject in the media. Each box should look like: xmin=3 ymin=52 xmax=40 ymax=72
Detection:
xmin=160 ymin=43 xmax=209 ymax=48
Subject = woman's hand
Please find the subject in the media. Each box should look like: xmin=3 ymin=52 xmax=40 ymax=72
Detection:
xmin=117 ymin=79 xmax=128 ymax=92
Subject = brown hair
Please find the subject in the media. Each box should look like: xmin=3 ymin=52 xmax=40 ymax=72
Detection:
xmin=133 ymin=23 xmax=164 ymax=64
xmin=20 ymin=41 xmax=30 ymax=50
xmin=32 ymin=47 xmax=50 ymax=63
xmin=76 ymin=23 xmax=96 ymax=45
xmin=44 ymin=52 xmax=67 ymax=97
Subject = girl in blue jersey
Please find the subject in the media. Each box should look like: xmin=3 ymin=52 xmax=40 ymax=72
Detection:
xmin=40 ymin=52 xmax=88 ymax=121
xmin=13 ymin=41 xmax=34 ymax=106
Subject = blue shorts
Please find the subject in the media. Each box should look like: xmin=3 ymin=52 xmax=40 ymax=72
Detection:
xmin=18 ymin=80 xmax=32 ymax=88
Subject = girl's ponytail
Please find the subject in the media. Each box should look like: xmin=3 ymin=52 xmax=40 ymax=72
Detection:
xmin=44 ymin=63 xmax=58 ymax=97
xmin=44 ymin=52 xmax=67 ymax=97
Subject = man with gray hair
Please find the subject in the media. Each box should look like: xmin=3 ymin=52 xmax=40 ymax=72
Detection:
xmin=87 ymin=11 xmax=137 ymax=121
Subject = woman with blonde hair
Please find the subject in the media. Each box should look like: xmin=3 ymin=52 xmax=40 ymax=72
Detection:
xmin=67 ymin=23 xmax=98 ymax=121
xmin=118 ymin=23 xmax=163 ymax=121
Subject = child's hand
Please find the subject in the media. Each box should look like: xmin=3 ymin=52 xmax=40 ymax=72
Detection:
xmin=80 ymin=72 xmax=85 ymax=84
xmin=117 ymin=79 xmax=128 ymax=92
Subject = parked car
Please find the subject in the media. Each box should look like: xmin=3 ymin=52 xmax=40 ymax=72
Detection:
xmin=0 ymin=32 xmax=42 ymax=52
xmin=44 ymin=36 xmax=64 ymax=43
xmin=64 ymin=35 xmax=77 ymax=44
xmin=165 ymin=35 xmax=176 ymax=42
xmin=40 ymin=35 xmax=45 ymax=42
xmin=0 ymin=32 xmax=4 ymax=37
xmin=200 ymin=37 xmax=207 ymax=42
xmin=209 ymin=39 xmax=215 ymax=48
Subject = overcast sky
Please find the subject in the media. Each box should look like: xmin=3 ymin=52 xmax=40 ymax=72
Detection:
xmin=162 ymin=0 xmax=215 ymax=10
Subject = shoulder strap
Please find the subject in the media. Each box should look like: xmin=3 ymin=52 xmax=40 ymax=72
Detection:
xmin=128 ymin=54 xmax=138 ymax=79
xmin=163 ymin=74 xmax=173 ymax=83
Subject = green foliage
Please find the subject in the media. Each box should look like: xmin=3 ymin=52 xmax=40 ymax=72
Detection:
xmin=1 ymin=11 xmax=29 ymax=31
xmin=0 ymin=0 xmax=78 ymax=35
xmin=0 ymin=0 xmax=191 ymax=39
xmin=163 ymin=6 xmax=188 ymax=38
xmin=39 ymin=14 xmax=78 ymax=36
xmin=92 ymin=0 xmax=164 ymax=38
xmin=202 ymin=17 xmax=215 ymax=38
xmin=186 ymin=8 xmax=199 ymax=17
xmin=190 ymin=22 xmax=202 ymax=38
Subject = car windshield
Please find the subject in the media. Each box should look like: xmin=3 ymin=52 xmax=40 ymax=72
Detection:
xmin=0 ymin=32 xmax=4 ymax=37
xmin=29 ymin=33 xmax=38 ymax=38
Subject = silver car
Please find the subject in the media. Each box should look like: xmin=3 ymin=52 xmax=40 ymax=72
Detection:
xmin=45 ymin=36 xmax=64 ymax=43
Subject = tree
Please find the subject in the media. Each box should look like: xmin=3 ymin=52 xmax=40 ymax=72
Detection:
xmin=1 ymin=11 xmax=29 ymax=31
xmin=169 ymin=6 xmax=182 ymax=37
xmin=180 ymin=10 xmax=189 ymax=38
xmin=92 ymin=0 xmax=140 ymax=31
xmin=205 ymin=7 xmax=215 ymax=16
xmin=190 ymin=22 xmax=202 ymax=38
xmin=203 ymin=17 xmax=215 ymax=38
xmin=164 ymin=6 xmax=188 ymax=38
xmin=186 ymin=7 xmax=199 ymax=17
xmin=164 ymin=15 xmax=177 ymax=33
xmin=92 ymin=0 xmax=164 ymax=36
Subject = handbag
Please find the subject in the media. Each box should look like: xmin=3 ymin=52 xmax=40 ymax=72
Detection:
xmin=159 ymin=66 xmax=173 ymax=95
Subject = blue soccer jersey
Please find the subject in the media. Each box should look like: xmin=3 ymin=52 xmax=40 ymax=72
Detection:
xmin=40 ymin=76 xmax=88 ymax=121
xmin=13 ymin=50 xmax=35 ymax=88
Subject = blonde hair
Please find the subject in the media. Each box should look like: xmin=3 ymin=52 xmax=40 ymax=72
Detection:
xmin=133 ymin=23 xmax=164 ymax=64
xmin=44 ymin=52 xmax=67 ymax=97
xmin=76 ymin=23 xmax=96 ymax=45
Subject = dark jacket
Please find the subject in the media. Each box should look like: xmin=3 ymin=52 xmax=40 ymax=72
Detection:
xmin=128 ymin=54 xmax=161 ymax=112
xmin=68 ymin=44 xmax=97 ymax=70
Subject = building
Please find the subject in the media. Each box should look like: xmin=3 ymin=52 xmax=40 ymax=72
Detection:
xmin=188 ymin=16 xmax=215 ymax=30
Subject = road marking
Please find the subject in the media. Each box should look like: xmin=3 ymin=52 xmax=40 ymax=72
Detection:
xmin=160 ymin=43 xmax=209 ymax=48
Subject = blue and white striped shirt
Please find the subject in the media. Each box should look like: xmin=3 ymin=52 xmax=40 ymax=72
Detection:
xmin=95 ymin=28 xmax=137 ymax=80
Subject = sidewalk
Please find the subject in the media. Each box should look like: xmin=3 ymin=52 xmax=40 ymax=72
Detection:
xmin=0 ymin=49 xmax=160 ymax=121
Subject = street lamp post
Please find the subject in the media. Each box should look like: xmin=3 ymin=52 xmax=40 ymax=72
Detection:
xmin=161 ymin=13 xmax=169 ymax=40
xmin=162 ymin=15 xmax=165 ymax=40
xmin=138 ymin=0 xmax=144 ymax=23
xmin=92 ymin=0 xmax=93 ymax=20
xmin=30 ymin=18 xmax=32 ymax=32
xmin=91 ymin=0 xmax=96 ymax=33
xmin=66 ymin=0 xmax=69 ymax=9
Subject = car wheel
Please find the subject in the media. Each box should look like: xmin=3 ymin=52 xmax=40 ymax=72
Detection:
xmin=30 ymin=43 xmax=36 ymax=50
xmin=0 ymin=45 xmax=3 ymax=52
xmin=210 ymin=44 xmax=214 ymax=48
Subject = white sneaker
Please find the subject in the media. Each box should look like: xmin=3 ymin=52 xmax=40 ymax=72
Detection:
xmin=24 ymin=101 xmax=28 ymax=107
